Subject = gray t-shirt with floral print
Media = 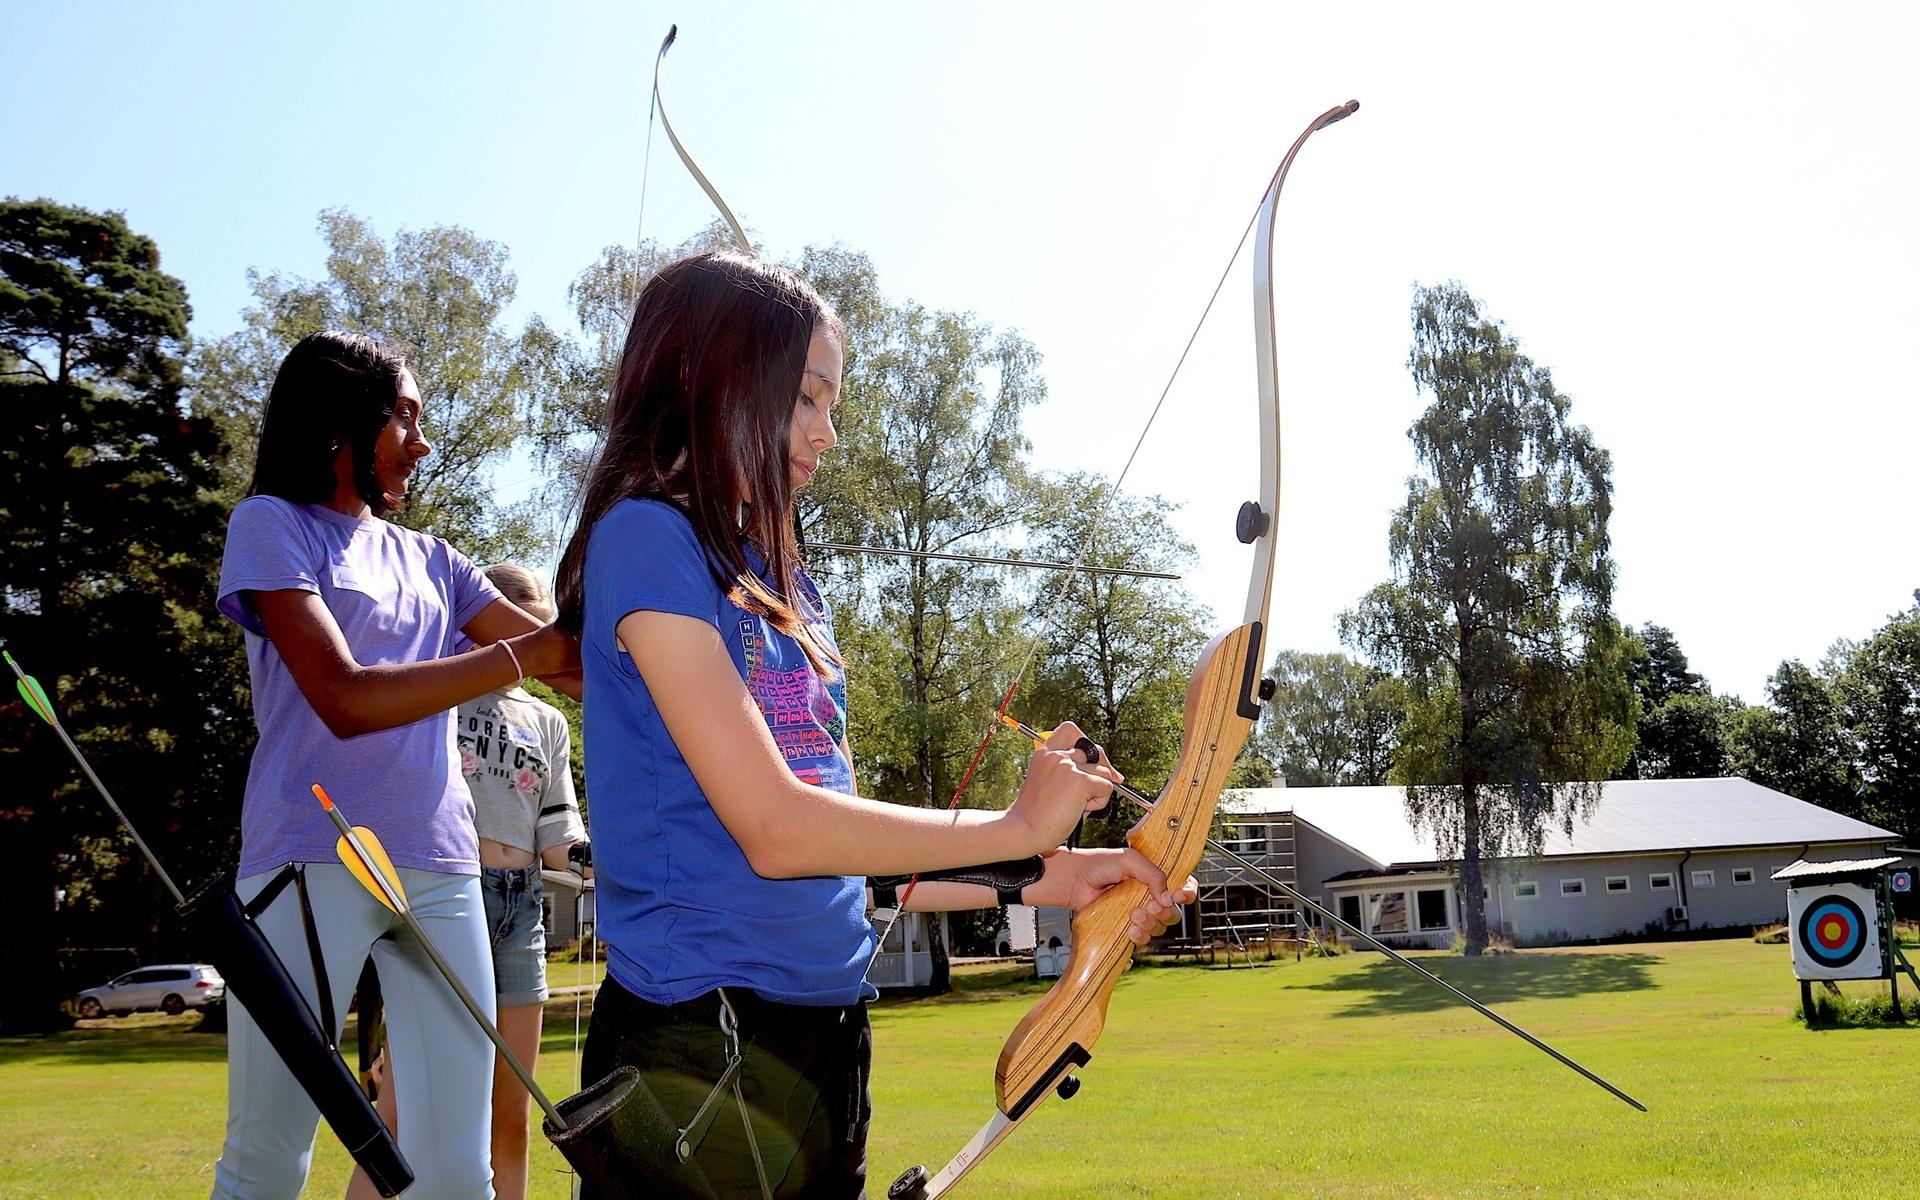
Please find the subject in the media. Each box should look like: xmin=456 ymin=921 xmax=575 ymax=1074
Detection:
xmin=456 ymin=686 xmax=584 ymax=855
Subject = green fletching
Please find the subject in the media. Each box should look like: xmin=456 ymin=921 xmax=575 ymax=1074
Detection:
xmin=22 ymin=677 xmax=54 ymax=725
xmin=5 ymin=652 xmax=56 ymax=726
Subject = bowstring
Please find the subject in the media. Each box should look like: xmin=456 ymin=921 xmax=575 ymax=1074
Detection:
xmin=865 ymin=176 xmax=1276 ymax=973
xmin=562 ymin=52 xmax=663 ymax=1200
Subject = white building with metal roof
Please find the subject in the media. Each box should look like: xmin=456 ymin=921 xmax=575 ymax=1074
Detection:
xmin=1195 ymin=778 xmax=1904 ymax=949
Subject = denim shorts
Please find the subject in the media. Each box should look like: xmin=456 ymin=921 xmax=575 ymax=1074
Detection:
xmin=481 ymin=864 xmax=548 ymax=1006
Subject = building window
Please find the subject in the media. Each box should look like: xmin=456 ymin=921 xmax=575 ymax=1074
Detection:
xmin=1732 ymin=868 xmax=1755 ymax=885
xmin=1416 ymin=889 xmax=1449 ymax=931
xmin=1515 ymin=881 xmax=1539 ymax=899
xmin=1691 ymin=870 xmax=1716 ymax=888
xmin=1367 ymin=891 xmax=1409 ymax=935
xmin=1649 ymin=873 xmax=1674 ymax=891
xmin=1338 ymin=893 xmax=1362 ymax=931
xmin=1605 ymin=876 xmax=1630 ymax=893
xmin=1560 ymin=879 xmax=1586 ymax=897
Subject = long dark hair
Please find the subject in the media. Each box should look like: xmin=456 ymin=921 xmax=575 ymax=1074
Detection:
xmin=247 ymin=330 xmax=412 ymax=515
xmin=554 ymin=252 xmax=843 ymax=672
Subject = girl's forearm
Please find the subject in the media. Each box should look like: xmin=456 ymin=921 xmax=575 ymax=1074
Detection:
xmin=323 ymin=642 xmax=523 ymax=737
xmin=893 ymin=879 xmax=999 ymax=912
xmin=740 ymin=780 xmax=1045 ymax=879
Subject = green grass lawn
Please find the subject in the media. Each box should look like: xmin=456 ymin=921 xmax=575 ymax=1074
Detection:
xmin=2 ymin=939 xmax=1913 ymax=1197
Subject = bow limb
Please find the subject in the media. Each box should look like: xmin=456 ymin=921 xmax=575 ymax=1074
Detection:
xmin=1241 ymin=100 xmax=1359 ymax=629
xmin=652 ymin=24 xmax=753 ymax=254
xmin=887 ymin=101 xmax=1361 ymax=1200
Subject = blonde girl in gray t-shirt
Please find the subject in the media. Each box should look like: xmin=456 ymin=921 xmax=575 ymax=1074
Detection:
xmin=349 ymin=563 xmax=586 ymax=1200
xmin=463 ymin=563 xmax=585 ymax=1200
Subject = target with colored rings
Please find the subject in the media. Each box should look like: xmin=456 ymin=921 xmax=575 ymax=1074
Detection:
xmin=1893 ymin=869 xmax=1913 ymax=894
xmin=1796 ymin=896 xmax=1868 ymax=968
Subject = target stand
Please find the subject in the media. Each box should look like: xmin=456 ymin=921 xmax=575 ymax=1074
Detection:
xmin=1773 ymin=858 xmax=1918 ymax=1024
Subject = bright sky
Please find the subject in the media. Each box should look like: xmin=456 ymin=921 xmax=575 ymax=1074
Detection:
xmin=9 ymin=2 xmax=1916 ymax=705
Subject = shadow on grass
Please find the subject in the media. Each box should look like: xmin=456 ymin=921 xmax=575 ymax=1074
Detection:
xmin=1300 ymin=950 xmax=1661 ymax=1017
xmin=0 ymin=1020 xmax=230 ymax=1067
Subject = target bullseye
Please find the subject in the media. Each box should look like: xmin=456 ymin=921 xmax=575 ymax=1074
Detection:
xmin=1796 ymin=896 xmax=1867 ymax=969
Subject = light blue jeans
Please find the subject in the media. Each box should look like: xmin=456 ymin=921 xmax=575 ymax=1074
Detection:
xmin=481 ymin=864 xmax=548 ymax=1007
xmin=210 ymin=864 xmax=496 ymax=1200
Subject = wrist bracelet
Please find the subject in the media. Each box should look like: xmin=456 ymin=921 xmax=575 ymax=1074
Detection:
xmin=498 ymin=639 xmax=524 ymax=684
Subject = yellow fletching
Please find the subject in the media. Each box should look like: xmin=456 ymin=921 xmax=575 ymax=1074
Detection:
xmin=336 ymin=825 xmax=407 ymax=912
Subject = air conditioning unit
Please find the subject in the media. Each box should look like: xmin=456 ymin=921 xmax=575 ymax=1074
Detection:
xmin=1668 ymin=905 xmax=1689 ymax=923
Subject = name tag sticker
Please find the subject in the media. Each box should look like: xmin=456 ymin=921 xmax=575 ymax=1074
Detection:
xmin=509 ymin=726 xmax=540 ymax=748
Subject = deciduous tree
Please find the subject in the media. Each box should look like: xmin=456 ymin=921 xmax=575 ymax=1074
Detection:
xmin=1727 ymin=660 xmax=1861 ymax=816
xmin=1342 ymin=282 xmax=1635 ymax=954
xmin=1255 ymin=650 xmax=1405 ymax=787
xmin=1833 ymin=594 xmax=1920 ymax=840
xmin=191 ymin=209 xmax=580 ymax=560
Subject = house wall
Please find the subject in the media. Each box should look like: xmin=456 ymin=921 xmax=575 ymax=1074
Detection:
xmin=1293 ymin=820 xmax=1386 ymax=920
xmin=1486 ymin=841 xmax=1892 ymax=944
xmin=540 ymin=871 xmax=593 ymax=946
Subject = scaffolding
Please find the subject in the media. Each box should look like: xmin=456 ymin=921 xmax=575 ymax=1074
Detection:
xmin=1192 ymin=810 xmax=1305 ymax=948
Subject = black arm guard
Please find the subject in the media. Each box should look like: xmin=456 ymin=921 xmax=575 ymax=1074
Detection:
xmin=869 ymin=856 xmax=1046 ymax=911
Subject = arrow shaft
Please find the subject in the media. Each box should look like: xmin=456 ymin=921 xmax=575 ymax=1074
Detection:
xmin=320 ymin=802 xmax=567 ymax=1128
xmin=1114 ymin=786 xmax=1646 ymax=1112
xmin=808 ymin=542 xmax=1180 ymax=580
xmin=2 ymin=647 xmax=186 ymax=905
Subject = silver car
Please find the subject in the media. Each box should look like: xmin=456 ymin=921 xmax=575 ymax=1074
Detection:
xmin=75 ymin=963 xmax=225 ymax=1017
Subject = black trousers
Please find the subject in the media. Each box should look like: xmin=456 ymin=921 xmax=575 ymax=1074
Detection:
xmin=582 ymin=977 xmax=872 ymax=1199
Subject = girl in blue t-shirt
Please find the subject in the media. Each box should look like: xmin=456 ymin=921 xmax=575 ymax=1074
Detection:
xmin=552 ymin=252 xmax=1195 ymax=1197
xmin=212 ymin=331 xmax=580 ymax=1200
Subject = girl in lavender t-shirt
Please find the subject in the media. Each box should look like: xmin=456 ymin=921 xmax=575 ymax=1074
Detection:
xmin=209 ymin=331 xmax=578 ymax=1200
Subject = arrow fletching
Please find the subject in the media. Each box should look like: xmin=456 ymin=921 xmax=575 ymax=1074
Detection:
xmin=311 ymin=784 xmax=409 ymax=912
xmin=4 ymin=652 xmax=56 ymax=727
xmin=336 ymin=826 xmax=407 ymax=913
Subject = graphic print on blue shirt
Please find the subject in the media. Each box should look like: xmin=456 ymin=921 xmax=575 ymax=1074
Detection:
xmin=739 ymin=615 xmax=848 ymax=787
xmin=581 ymin=497 xmax=873 ymax=1006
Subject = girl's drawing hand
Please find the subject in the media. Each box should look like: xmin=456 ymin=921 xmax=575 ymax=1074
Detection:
xmin=1006 ymin=720 xmax=1120 ymax=852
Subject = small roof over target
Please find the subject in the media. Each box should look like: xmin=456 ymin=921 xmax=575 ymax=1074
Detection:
xmin=1771 ymin=856 xmax=1903 ymax=882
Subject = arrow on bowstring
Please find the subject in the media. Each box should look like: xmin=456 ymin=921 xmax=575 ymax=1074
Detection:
xmin=994 ymin=714 xmax=1646 ymax=1112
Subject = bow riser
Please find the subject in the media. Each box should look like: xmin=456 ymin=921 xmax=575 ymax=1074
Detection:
xmin=993 ymin=621 xmax=1263 ymax=1112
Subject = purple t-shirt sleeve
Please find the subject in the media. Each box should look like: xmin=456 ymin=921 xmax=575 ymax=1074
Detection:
xmin=445 ymin=542 xmax=501 ymax=632
xmin=218 ymin=496 xmax=321 ymax=636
